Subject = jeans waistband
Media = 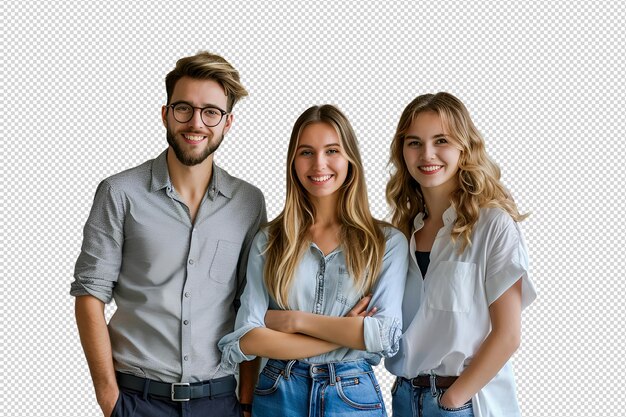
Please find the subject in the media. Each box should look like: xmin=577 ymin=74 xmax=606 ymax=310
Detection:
xmin=266 ymin=359 xmax=373 ymax=380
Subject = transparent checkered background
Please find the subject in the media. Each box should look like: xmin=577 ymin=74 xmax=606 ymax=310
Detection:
xmin=2 ymin=1 xmax=625 ymax=416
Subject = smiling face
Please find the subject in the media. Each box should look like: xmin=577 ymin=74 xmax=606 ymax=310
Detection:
xmin=293 ymin=122 xmax=350 ymax=202
xmin=403 ymin=111 xmax=461 ymax=193
xmin=161 ymin=76 xmax=232 ymax=166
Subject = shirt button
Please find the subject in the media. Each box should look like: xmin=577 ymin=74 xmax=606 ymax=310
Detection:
xmin=318 ymin=274 xmax=323 ymax=279
xmin=184 ymin=320 xmax=189 ymax=325
xmin=184 ymin=356 xmax=189 ymax=361
xmin=184 ymin=292 xmax=191 ymax=298
xmin=188 ymin=259 xmax=194 ymax=265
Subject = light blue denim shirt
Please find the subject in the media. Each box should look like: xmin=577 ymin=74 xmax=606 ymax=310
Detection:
xmin=218 ymin=226 xmax=408 ymax=371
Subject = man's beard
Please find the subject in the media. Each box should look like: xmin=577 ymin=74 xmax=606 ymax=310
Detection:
xmin=166 ymin=127 xmax=224 ymax=166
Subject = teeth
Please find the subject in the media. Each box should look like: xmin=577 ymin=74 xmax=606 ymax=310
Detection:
xmin=184 ymin=134 xmax=205 ymax=142
xmin=420 ymin=165 xmax=442 ymax=172
xmin=311 ymin=175 xmax=332 ymax=182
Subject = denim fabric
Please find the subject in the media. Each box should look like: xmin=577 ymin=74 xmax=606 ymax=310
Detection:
xmin=252 ymin=359 xmax=387 ymax=417
xmin=391 ymin=377 xmax=473 ymax=417
xmin=112 ymin=386 xmax=241 ymax=417
xmin=219 ymin=227 xmax=409 ymax=372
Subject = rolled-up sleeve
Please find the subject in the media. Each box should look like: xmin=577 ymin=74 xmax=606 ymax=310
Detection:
xmin=70 ymin=180 xmax=124 ymax=303
xmin=362 ymin=228 xmax=409 ymax=357
xmin=218 ymin=230 xmax=270 ymax=372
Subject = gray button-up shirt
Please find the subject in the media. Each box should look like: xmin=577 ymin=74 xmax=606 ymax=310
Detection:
xmin=71 ymin=149 xmax=266 ymax=383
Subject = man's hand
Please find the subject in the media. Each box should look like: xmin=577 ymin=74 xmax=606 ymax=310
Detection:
xmin=240 ymin=405 xmax=252 ymax=417
xmin=345 ymin=294 xmax=377 ymax=317
xmin=75 ymin=295 xmax=119 ymax=417
xmin=238 ymin=358 xmax=259 ymax=417
xmin=96 ymin=385 xmax=119 ymax=417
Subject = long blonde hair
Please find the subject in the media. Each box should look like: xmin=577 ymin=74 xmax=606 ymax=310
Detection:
xmin=265 ymin=105 xmax=386 ymax=309
xmin=386 ymin=92 xmax=527 ymax=251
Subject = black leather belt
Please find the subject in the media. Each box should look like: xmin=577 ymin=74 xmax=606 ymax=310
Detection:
xmin=116 ymin=372 xmax=237 ymax=402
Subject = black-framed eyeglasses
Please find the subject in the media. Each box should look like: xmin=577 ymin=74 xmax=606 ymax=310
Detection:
xmin=166 ymin=102 xmax=229 ymax=127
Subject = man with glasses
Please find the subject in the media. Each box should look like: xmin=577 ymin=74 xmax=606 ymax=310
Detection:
xmin=71 ymin=52 xmax=266 ymax=417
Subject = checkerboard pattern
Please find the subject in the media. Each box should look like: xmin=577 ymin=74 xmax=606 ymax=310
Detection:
xmin=2 ymin=1 xmax=626 ymax=415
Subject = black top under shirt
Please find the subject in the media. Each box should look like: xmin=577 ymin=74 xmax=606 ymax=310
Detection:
xmin=415 ymin=251 xmax=430 ymax=279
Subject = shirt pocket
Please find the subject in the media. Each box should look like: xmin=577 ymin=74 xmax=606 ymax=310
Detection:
xmin=335 ymin=266 xmax=364 ymax=313
xmin=426 ymin=261 xmax=476 ymax=313
xmin=209 ymin=240 xmax=242 ymax=285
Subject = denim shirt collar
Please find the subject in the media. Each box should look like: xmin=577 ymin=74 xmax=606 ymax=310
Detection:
xmin=309 ymin=242 xmax=343 ymax=259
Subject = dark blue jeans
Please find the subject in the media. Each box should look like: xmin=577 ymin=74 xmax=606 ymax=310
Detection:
xmin=112 ymin=386 xmax=242 ymax=417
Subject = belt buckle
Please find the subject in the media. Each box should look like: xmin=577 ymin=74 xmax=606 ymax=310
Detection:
xmin=171 ymin=382 xmax=190 ymax=402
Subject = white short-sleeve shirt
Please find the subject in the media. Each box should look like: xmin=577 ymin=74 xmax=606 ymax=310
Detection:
xmin=385 ymin=206 xmax=537 ymax=417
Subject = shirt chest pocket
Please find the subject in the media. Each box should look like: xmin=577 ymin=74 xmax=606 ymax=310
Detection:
xmin=209 ymin=240 xmax=242 ymax=285
xmin=426 ymin=261 xmax=476 ymax=313
xmin=335 ymin=267 xmax=364 ymax=311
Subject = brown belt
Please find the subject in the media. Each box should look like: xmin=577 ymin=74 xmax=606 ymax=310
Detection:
xmin=410 ymin=375 xmax=458 ymax=389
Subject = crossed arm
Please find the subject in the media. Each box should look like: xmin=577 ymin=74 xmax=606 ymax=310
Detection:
xmin=239 ymin=296 xmax=375 ymax=358
xmin=226 ymin=229 xmax=408 ymax=362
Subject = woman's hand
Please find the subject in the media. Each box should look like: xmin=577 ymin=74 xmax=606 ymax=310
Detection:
xmin=438 ymin=279 xmax=523 ymax=410
xmin=264 ymin=295 xmax=375 ymax=334
xmin=264 ymin=310 xmax=366 ymax=350
xmin=345 ymin=294 xmax=377 ymax=317
xmin=264 ymin=310 xmax=301 ymax=333
xmin=439 ymin=389 xmax=469 ymax=409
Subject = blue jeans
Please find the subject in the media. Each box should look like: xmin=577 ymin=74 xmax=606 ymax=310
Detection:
xmin=391 ymin=377 xmax=473 ymax=417
xmin=252 ymin=359 xmax=387 ymax=417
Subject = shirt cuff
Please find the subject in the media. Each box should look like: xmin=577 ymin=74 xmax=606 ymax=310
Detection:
xmin=218 ymin=325 xmax=258 ymax=372
xmin=70 ymin=277 xmax=115 ymax=304
xmin=363 ymin=315 xmax=401 ymax=357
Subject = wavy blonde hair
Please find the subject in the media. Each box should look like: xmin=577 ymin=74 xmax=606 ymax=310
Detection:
xmin=386 ymin=92 xmax=527 ymax=251
xmin=264 ymin=105 xmax=387 ymax=309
